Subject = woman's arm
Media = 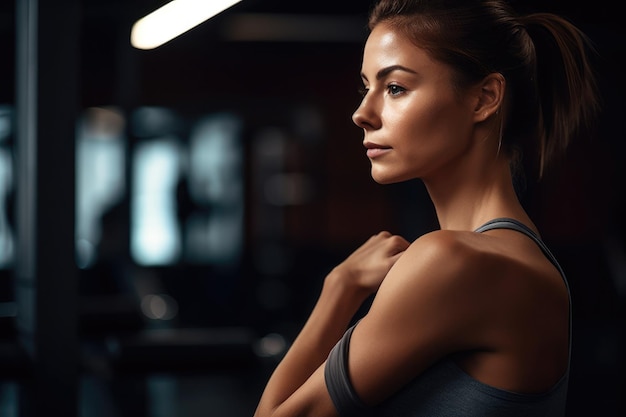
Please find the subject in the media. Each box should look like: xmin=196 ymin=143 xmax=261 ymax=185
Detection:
xmin=253 ymin=231 xmax=409 ymax=417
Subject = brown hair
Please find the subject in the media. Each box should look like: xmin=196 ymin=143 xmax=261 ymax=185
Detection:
xmin=369 ymin=0 xmax=600 ymax=178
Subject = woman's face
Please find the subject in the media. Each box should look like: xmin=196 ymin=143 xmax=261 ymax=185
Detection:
xmin=353 ymin=23 xmax=479 ymax=184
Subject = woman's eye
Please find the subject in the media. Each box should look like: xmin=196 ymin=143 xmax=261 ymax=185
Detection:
xmin=387 ymin=84 xmax=405 ymax=96
xmin=358 ymin=87 xmax=369 ymax=97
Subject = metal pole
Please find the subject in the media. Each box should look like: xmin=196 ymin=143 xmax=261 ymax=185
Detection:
xmin=14 ymin=0 xmax=80 ymax=415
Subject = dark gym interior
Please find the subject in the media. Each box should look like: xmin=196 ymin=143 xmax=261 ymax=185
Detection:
xmin=0 ymin=0 xmax=624 ymax=416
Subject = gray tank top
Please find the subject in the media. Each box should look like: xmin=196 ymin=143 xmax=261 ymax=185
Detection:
xmin=324 ymin=218 xmax=572 ymax=417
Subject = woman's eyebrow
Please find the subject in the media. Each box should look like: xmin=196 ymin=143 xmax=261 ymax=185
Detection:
xmin=361 ymin=64 xmax=418 ymax=81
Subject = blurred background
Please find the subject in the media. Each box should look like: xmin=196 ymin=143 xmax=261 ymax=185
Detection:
xmin=0 ymin=0 xmax=623 ymax=416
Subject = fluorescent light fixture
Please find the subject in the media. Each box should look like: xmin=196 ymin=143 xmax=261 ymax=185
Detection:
xmin=131 ymin=0 xmax=243 ymax=50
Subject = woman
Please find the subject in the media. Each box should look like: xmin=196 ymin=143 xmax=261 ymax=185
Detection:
xmin=253 ymin=0 xmax=600 ymax=416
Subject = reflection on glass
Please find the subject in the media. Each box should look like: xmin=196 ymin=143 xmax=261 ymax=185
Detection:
xmin=131 ymin=138 xmax=182 ymax=266
xmin=75 ymin=107 xmax=126 ymax=268
xmin=0 ymin=106 xmax=13 ymax=268
xmin=185 ymin=113 xmax=244 ymax=265
xmin=83 ymin=107 xmax=245 ymax=268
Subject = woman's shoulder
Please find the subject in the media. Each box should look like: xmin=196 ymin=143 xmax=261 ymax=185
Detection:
xmin=384 ymin=227 xmax=548 ymax=302
xmin=409 ymin=228 xmax=481 ymax=253
xmin=402 ymin=229 xmax=504 ymax=279
xmin=363 ymin=229 xmax=527 ymax=363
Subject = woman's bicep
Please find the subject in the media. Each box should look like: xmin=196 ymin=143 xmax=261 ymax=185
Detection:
xmin=344 ymin=234 xmax=487 ymax=406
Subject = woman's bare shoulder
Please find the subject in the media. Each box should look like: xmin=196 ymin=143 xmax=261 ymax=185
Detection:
xmin=398 ymin=227 xmax=549 ymax=284
xmin=369 ymin=229 xmax=507 ymax=334
xmin=371 ymin=228 xmax=545 ymax=337
xmin=392 ymin=229 xmax=502 ymax=287
xmin=347 ymin=228 xmax=568 ymax=403
xmin=347 ymin=230 xmax=514 ymax=401
xmin=376 ymin=227 xmax=563 ymax=328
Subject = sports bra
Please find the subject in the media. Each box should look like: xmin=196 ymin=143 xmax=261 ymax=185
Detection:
xmin=324 ymin=218 xmax=572 ymax=417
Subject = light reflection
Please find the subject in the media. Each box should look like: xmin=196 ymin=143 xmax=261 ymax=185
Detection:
xmin=131 ymin=138 xmax=182 ymax=266
xmin=77 ymin=107 xmax=245 ymax=268
xmin=0 ymin=148 xmax=13 ymax=268
xmin=0 ymin=105 xmax=13 ymax=269
xmin=75 ymin=107 xmax=126 ymax=268
xmin=140 ymin=293 xmax=179 ymax=320
xmin=253 ymin=333 xmax=287 ymax=358
xmin=184 ymin=113 xmax=244 ymax=265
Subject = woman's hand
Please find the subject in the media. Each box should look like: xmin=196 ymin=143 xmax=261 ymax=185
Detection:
xmin=253 ymin=231 xmax=410 ymax=417
xmin=330 ymin=231 xmax=410 ymax=296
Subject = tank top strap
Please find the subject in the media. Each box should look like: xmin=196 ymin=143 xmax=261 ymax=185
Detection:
xmin=474 ymin=217 xmax=573 ymax=371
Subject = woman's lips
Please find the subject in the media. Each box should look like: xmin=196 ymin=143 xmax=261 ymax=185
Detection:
xmin=364 ymin=142 xmax=391 ymax=158
xmin=366 ymin=147 xmax=391 ymax=158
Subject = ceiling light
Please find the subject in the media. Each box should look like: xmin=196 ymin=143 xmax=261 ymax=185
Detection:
xmin=131 ymin=0 xmax=243 ymax=50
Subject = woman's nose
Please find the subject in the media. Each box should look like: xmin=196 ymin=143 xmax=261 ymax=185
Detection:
xmin=352 ymin=96 xmax=379 ymax=130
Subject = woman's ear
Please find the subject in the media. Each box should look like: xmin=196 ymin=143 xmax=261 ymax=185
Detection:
xmin=473 ymin=73 xmax=505 ymax=122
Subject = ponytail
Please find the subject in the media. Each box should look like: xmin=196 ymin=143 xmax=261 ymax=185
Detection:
xmin=521 ymin=13 xmax=601 ymax=177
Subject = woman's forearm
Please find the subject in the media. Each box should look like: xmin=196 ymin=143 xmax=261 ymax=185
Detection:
xmin=253 ymin=232 xmax=409 ymax=416
xmin=253 ymin=269 xmax=368 ymax=416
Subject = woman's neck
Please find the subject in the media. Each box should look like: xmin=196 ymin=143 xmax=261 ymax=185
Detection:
xmin=423 ymin=157 xmax=528 ymax=232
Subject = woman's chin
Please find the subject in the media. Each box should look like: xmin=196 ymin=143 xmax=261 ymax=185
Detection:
xmin=371 ymin=170 xmax=403 ymax=185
